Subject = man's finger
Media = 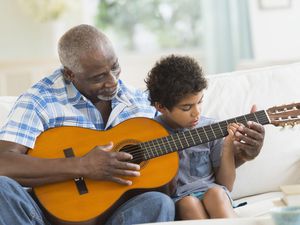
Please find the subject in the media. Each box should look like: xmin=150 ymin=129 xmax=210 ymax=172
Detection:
xmin=113 ymin=168 xmax=140 ymax=177
xmin=108 ymin=176 xmax=133 ymax=186
xmin=247 ymin=121 xmax=265 ymax=136
xmin=115 ymin=160 xmax=140 ymax=171
xmin=115 ymin=151 xmax=134 ymax=161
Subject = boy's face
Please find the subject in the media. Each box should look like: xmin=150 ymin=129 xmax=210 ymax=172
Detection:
xmin=158 ymin=91 xmax=204 ymax=130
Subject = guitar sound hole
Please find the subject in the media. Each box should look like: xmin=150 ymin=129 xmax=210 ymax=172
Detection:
xmin=120 ymin=144 xmax=145 ymax=165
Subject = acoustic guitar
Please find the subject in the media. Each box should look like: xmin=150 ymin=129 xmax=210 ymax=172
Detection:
xmin=28 ymin=103 xmax=300 ymax=224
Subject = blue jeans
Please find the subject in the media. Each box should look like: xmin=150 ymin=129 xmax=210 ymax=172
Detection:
xmin=0 ymin=176 xmax=175 ymax=225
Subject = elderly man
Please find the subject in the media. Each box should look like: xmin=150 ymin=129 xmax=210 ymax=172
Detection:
xmin=0 ymin=24 xmax=265 ymax=225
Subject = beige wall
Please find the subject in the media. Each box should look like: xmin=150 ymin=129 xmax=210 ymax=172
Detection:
xmin=0 ymin=0 xmax=97 ymax=96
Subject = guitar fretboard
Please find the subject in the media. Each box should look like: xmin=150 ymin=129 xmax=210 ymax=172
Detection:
xmin=140 ymin=110 xmax=270 ymax=160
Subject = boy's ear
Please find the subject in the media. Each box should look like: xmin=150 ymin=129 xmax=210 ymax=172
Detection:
xmin=154 ymin=102 xmax=167 ymax=113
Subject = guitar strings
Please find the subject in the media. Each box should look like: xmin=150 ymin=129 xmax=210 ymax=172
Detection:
xmin=122 ymin=113 xmax=267 ymax=161
xmin=123 ymin=112 xmax=266 ymax=158
xmin=126 ymin=115 xmax=265 ymax=161
xmin=129 ymin=127 xmax=227 ymax=161
xmin=123 ymin=113 xmax=268 ymax=162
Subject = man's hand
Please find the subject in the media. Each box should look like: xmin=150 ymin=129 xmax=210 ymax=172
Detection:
xmin=79 ymin=142 xmax=140 ymax=185
xmin=233 ymin=105 xmax=265 ymax=167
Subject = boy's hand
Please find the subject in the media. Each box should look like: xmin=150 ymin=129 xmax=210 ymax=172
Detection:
xmin=223 ymin=123 xmax=240 ymax=148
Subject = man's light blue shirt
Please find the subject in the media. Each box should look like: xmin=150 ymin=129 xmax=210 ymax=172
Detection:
xmin=0 ymin=69 xmax=157 ymax=148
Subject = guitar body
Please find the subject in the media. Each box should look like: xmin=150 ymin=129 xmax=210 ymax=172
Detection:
xmin=28 ymin=117 xmax=179 ymax=224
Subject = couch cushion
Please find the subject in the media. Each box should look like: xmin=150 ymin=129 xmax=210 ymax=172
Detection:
xmin=234 ymin=192 xmax=284 ymax=217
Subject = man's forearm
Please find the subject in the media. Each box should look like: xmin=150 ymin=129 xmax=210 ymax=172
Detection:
xmin=0 ymin=151 xmax=82 ymax=187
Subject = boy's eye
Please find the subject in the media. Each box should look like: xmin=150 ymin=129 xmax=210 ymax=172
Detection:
xmin=180 ymin=106 xmax=192 ymax=111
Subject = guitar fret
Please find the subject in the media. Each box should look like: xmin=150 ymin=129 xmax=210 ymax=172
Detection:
xmin=176 ymin=133 xmax=184 ymax=149
xmin=160 ymin=138 xmax=169 ymax=155
xmin=155 ymin=139 xmax=162 ymax=156
xmin=219 ymin=121 xmax=228 ymax=133
xmin=211 ymin=123 xmax=222 ymax=137
xmin=206 ymin=125 xmax=216 ymax=141
xmin=160 ymin=138 xmax=165 ymax=155
xmin=195 ymin=129 xmax=203 ymax=143
xmin=151 ymin=140 xmax=157 ymax=158
xmin=170 ymin=135 xmax=177 ymax=149
xmin=182 ymin=133 xmax=189 ymax=148
xmin=242 ymin=115 xmax=248 ymax=125
xmin=144 ymin=141 xmax=151 ymax=159
xmin=247 ymin=113 xmax=256 ymax=123
xmin=202 ymin=127 xmax=209 ymax=142
xmin=210 ymin=124 xmax=217 ymax=139
xmin=253 ymin=113 xmax=259 ymax=123
xmin=139 ymin=143 xmax=146 ymax=160
xmin=188 ymin=130 xmax=196 ymax=145
xmin=165 ymin=136 xmax=173 ymax=152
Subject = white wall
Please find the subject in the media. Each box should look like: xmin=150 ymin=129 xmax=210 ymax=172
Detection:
xmin=0 ymin=0 xmax=97 ymax=61
xmin=0 ymin=0 xmax=98 ymax=96
xmin=249 ymin=0 xmax=300 ymax=61
xmin=0 ymin=1 xmax=57 ymax=60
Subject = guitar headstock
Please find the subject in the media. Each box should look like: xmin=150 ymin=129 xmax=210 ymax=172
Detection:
xmin=267 ymin=102 xmax=300 ymax=127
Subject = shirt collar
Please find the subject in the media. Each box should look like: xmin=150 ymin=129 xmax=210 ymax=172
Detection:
xmin=112 ymin=80 xmax=132 ymax=107
xmin=65 ymin=79 xmax=85 ymax=105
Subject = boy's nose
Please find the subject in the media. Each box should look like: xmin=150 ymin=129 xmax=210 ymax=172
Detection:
xmin=191 ymin=108 xmax=200 ymax=117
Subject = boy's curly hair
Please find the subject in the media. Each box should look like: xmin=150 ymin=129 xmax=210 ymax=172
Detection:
xmin=145 ymin=55 xmax=207 ymax=110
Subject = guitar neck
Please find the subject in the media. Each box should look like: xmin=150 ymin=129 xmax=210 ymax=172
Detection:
xmin=141 ymin=110 xmax=270 ymax=160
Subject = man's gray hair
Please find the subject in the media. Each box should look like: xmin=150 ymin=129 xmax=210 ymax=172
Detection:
xmin=58 ymin=24 xmax=107 ymax=73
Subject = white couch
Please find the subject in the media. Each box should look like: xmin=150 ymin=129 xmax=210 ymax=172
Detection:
xmin=1 ymin=63 xmax=300 ymax=220
xmin=202 ymin=63 xmax=300 ymax=217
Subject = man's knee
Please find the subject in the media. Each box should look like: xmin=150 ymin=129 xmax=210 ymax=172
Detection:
xmin=0 ymin=176 xmax=19 ymax=189
xmin=0 ymin=176 xmax=23 ymax=197
xmin=143 ymin=192 xmax=174 ymax=207
xmin=105 ymin=192 xmax=175 ymax=225
xmin=142 ymin=191 xmax=175 ymax=218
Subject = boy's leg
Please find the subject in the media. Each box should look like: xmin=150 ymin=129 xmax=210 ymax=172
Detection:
xmin=0 ymin=176 xmax=48 ymax=225
xmin=176 ymin=195 xmax=209 ymax=220
xmin=202 ymin=186 xmax=236 ymax=218
xmin=105 ymin=191 xmax=175 ymax=225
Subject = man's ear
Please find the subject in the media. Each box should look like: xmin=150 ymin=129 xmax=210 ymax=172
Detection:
xmin=154 ymin=102 xmax=167 ymax=113
xmin=63 ymin=67 xmax=75 ymax=82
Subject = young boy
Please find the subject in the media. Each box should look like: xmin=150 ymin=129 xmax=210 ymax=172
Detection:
xmin=145 ymin=55 xmax=238 ymax=220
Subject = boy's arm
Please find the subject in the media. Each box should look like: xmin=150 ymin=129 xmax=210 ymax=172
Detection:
xmin=215 ymin=124 xmax=238 ymax=192
xmin=215 ymin=144 xmax=236 ymax=192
